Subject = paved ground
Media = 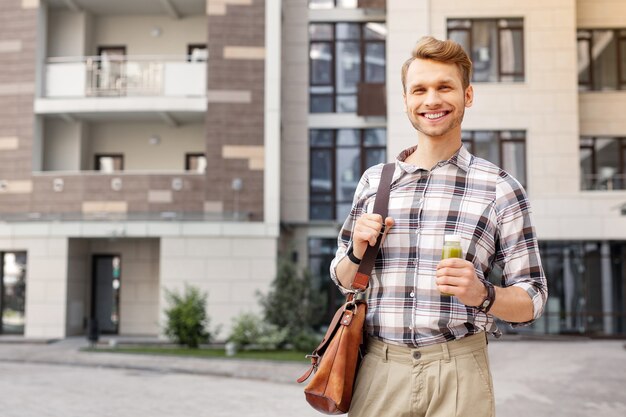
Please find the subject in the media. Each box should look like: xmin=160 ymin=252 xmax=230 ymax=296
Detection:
xmin=0 ymin=337 xmax=625 ymax=416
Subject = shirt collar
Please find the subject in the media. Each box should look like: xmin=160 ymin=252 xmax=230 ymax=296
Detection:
xmin=395 ymin=144 xmax=473 ymax=174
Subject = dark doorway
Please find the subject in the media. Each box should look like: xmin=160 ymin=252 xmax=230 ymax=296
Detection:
xmin=91 ymin=255 xmax=122 ymax=334
xmin=0 ymin=252 xmax=27 ymax=335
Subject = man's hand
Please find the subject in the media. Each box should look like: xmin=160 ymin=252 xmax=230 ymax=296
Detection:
xmin=435 ymin=258 xmax=486 ymax=307
xmin=352 ymin=214 xmax=395 ymax=259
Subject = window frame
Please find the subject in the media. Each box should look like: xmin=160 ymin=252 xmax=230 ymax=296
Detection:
xmin=462 ymin=130 xmax=527 ymax=187
xmin=447 ymin=18 xmax=525 ymax=83
xmin=94 ymin=153 xmax=124 ymax=172
xmin=309 ymin=128 xmax=386 ymax=220
xmin=579 ymin=136 xmax=626 ymax=190
xmin=185 ymin=152 xmax=207 ymax=173
xmin=309 ymin=22 xmax=386 ymax=113
xmin=577 ymin=29 xmax=626 ymax=91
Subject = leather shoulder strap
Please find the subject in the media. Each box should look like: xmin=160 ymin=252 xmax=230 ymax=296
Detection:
xmin=351 ymin=162 xmax=395 ymax=291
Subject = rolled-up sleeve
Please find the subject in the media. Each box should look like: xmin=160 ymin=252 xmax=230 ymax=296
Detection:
xmin=494 ymin=174 xmax=548 ymax=327
xmin=329 ymin=168 xmax=373 ymax=295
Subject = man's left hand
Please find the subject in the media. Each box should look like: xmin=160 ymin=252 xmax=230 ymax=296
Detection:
xmin=435 ymin=258 xmax=486 ymax=307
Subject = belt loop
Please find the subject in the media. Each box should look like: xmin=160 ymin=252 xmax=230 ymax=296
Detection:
xmin=382 ymin=344 xmax=388 ymax=363
xmin=442 ymin=342 xmax=450 ymax=362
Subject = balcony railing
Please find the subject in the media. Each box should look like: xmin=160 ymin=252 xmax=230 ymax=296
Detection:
xmin=581 ymin=173 xmax=626 ymax=191
xmin=44 ymin=55 xmax=207 ymax=98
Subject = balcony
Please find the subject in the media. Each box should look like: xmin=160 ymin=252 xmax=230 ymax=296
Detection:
xmin=36 ymin=56 xmax=207 ymax=123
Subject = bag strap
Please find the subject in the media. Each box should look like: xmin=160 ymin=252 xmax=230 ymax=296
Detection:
xmin=351 ymin=162 xmax=395 ymax=291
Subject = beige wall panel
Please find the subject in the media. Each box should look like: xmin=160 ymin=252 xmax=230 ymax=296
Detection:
xmin=0 ymin=137 xmax=19 ymax=150
xmin=160 ymin=236 xmax=277 ymax=339
xmin=223 ymin=46 xmax=265 ymax=60
xmin=579 ymin=93 xmax=626 ymax=136
xmin=89 ymin=122 xmax=205 ymax=171
xmin=577 ymin=0 xmax=626 ymax=28
xmin=93 ymin=16 xmax=207 ymax=56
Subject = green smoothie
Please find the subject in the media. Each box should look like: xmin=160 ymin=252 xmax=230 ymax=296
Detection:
xmin=440 ymin=235 xmax=463 ymax=296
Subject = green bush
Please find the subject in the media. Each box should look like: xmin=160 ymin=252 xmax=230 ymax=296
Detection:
xmin=228 ymin=312 xmax=288 ymax=350
xmin=163 ymin=285 xmax=213 ymax=348
xmin=258 ymin=257 xmax=327 ymax=348
xmin=291 ymin=328 xmax=323 ymax=352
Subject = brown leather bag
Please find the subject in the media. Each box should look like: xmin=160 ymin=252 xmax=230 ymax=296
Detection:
xmin=297 ymin=163 xmax=395 ymax=414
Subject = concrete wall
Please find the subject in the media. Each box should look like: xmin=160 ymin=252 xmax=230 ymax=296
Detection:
xmin=93 ymin=15 xmax=207 ymax=56
xmin=160 ymin=236 xmax=277 ymax=339
xmin=47 ymin=10 xmax=90 ymax=57
xmin=43 ymin=119 xmax=83 ymax=171
xmin=89 ymin=122 xmax=205 ymax=171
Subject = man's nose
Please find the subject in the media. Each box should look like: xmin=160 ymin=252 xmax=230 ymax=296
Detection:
xmin=423 ymin=89 xmax=442 ymax=107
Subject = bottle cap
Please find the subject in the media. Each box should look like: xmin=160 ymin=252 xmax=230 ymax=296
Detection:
xmin=444 ymin=234 xmax=461 ymax=243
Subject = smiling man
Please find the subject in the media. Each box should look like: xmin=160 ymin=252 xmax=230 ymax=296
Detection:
xmin=330 ymin=36 xmax=547 ymax=417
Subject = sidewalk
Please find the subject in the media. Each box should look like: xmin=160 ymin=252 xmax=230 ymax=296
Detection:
xmin=0 ymin=337 xmax=307 ymax=384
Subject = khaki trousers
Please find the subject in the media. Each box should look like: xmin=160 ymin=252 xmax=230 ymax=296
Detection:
xmin=349 ymin=333 xmax=495 ymax=417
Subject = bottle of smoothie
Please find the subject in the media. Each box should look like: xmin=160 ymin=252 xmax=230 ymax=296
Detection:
xmin=440 ymin=234 xmax=463 ymax=296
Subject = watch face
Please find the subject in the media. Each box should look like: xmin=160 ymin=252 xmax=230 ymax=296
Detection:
xmin=482 ymin=300 xmax=490 ymax=308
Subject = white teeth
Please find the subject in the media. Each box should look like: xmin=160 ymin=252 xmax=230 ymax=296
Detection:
xmin=424 ymin=112 xmax=446 ymax=119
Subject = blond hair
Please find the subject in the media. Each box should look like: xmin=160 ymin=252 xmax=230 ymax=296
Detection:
xmin=401 ymin=36 xmax=472 ymax=91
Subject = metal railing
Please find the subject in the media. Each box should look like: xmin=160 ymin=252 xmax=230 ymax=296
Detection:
xmin=45 ymin=55 xmax=206 ymax=98
xmin=581 ymin=173 xmax=626 ymax=191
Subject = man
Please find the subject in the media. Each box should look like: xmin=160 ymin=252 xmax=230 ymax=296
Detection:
xmin=330 ymin=36 xmax=547 ymax=417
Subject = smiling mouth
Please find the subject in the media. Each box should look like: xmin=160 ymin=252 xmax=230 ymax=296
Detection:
xmin=420 ymin=111 xmax=451 ymax=121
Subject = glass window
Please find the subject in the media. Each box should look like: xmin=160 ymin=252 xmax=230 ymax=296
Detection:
xmin=577 ymin=29 xmax=626 ymax=91
xmin=95 ymin=154 xmax=124 ymax=172
xmin=447 ymin=18 xmax=525 ymax=83
xmin=310 ymin=129 xmax=386 ymax=220
xmin=579 ymin=137 xmax=626 ymax=190
xmin=185 ymin=153 xmax=206 ymax=173
xmin=1 ymin=252 xmax=27 ymax=335
xmin=308 ymin=238 xmax=342 ymax=324
xmin=592 ymin=30 xmax=618 ymax=90
xmin=463 ymin=131 xmax=526 ymax=187
xmin=309 ymin=22 xmax=386 ymax=114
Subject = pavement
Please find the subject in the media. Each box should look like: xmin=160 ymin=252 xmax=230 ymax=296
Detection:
xmin=1 ymin=335 xmax=626 ymax=417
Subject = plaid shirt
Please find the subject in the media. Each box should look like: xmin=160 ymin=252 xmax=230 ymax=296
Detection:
xmin=330 ymin=145 xmax=547 ymax=347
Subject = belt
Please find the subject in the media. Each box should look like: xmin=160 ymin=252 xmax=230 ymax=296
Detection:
xmin=366 ymin=332 xmax=487 ymax=363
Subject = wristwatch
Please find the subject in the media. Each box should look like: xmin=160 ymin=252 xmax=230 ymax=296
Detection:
xmin=476 ymin=279 xmax=495 ymax=314
xmin=346 ymin=246 xmax=362 ymax=265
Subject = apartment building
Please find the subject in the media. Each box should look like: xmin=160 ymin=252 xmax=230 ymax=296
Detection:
xmin=1 ymin=0 xmax=625 ymax=340
xmin=0 ymin=0 xmax=280 ymax=338
xmin=282 ymin=0 xmax=626 ymax=336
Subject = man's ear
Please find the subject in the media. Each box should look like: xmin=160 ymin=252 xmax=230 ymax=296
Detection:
xmin=464 ymin=85 xmax=474 ymax=108
xmin=402 ymin=92 xmax=408 ymax=113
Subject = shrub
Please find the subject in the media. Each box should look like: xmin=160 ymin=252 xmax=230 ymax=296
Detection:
xmin=163 ymin=285 xmax=213 ymax=348
xmin=228 ymin=312 xmax=288 ymax=350
xmin=258 ymin=257 xmax=327 ymax=348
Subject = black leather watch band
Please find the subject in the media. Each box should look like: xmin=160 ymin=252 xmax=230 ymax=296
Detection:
xmin=477 ymin=279 xmax=495 ymax=314
xmin=346 ymin=246 xmax=362 ymax=265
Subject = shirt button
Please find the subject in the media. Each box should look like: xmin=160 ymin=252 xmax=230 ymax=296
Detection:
xmin=413 ymin=351 xmax=421 ymax=360
xmin=409 ymin=292 xmax=415 ymax=298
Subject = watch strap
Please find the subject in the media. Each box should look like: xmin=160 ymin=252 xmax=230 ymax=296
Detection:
xmin=477 ymin=279 xmax=495 ymax=314
xmin=346 ymin=246 xmax=361 ymax=265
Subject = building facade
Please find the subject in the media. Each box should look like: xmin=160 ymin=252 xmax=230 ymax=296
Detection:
xmin=0 ymin=0 xmax=281 ymax=338
xmin=282 ymin=0 xmax=626 ymax=337
xmin=0 ymin=0 xmax=625 ymax=339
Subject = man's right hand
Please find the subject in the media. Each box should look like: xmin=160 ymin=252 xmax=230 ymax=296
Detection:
xmin=352 ymin=214 xmax=395 ymax=259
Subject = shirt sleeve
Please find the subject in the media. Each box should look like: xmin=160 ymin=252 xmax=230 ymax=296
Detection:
xmin=329 ymin=167 xmax=373 ymax=295
xmin=494 ymin=173 xmax=548 ymax=327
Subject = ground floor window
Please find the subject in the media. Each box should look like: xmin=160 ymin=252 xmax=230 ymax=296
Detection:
xmin=524 ymin=241 xmax=626 ymax=336
xmin=0 ymin=252 xmax=27 ymax=335
xmin=308 ymin=238 xmax=342 ymax=324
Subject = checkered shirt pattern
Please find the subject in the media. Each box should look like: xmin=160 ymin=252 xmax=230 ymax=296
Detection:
xmin=330 ymin=145 xmax=547 ymax=347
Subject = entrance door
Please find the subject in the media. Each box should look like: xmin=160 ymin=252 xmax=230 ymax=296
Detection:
xmin=97 ymin=46 xmax=126 ymax=96
xmin=0 ymin=252 xmax=27 ymax=335
xmin=91 ymin=255 xmax=121 ymax=334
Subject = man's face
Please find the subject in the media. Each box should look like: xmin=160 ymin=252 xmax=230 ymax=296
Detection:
xmin=403 ymin=59 xmax=473 ymax=141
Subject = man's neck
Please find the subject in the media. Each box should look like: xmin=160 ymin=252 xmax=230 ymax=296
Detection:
xmin=405 ymin=134 xmax=462 ymax=170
